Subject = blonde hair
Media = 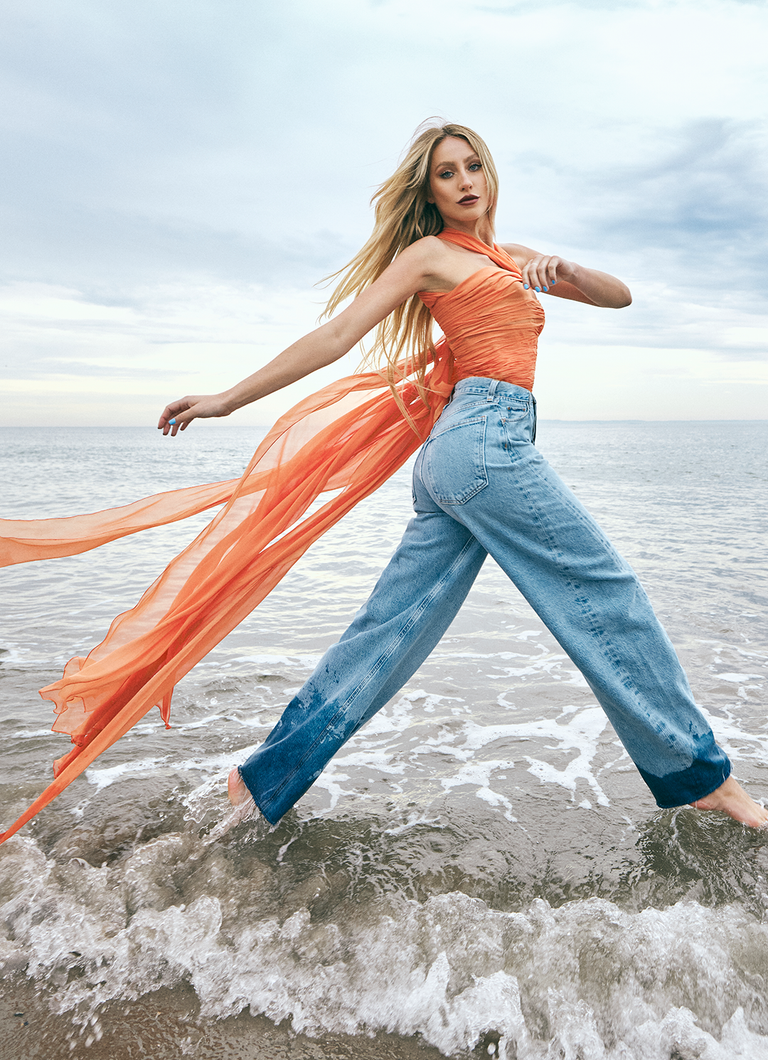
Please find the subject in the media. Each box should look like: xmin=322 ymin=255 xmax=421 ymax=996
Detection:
xmin=323 ymin=120 xmax=499 ymax=419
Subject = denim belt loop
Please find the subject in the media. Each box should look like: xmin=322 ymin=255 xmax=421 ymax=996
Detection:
xmin=486 ymin=379 xmax=500 ymax=402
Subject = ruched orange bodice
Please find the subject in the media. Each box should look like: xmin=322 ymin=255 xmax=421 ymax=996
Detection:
xmin=420 ymin=230 xmax=545 ymax=392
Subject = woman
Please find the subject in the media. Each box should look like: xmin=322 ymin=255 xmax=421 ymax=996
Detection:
xmin=2 ymin=122 xmax=763 ymax=844
xmin=158 ymin=122 xmax=766 ymax=829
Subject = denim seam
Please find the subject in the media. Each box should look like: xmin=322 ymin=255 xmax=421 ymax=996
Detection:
xmin=515 ymin=463 xmax=693 ymax=774
xmin=262 ymin=533 xmax=480 ymax=812
xmin=501 ymin=409 xmax=534 ymax=461
xmin=520 ymin=467 xmax=636 ymax=690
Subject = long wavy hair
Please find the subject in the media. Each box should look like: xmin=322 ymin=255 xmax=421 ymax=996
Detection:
xmin=322 ymin=120 xmax=499 ymax=417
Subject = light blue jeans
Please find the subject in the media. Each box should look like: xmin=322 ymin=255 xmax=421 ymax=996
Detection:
xmin=240 ymin=378 xmax=730 ymax=824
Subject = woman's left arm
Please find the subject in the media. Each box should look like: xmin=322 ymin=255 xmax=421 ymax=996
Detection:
xmin=500 ymin=243 xmax=632 ymax=308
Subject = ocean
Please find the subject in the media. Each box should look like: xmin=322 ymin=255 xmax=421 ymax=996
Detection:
xmin=0 ymin=421 xmax=767 ymax=1060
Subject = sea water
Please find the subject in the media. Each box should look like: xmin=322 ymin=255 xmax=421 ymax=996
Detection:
xmin=0 ymin=421 xmax=766 ymax=1060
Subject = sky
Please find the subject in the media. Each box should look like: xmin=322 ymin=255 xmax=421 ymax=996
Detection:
xmin=1 ymin=0 xmax=766 ymax=425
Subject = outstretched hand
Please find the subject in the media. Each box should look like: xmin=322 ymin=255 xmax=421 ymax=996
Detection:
xmin=158 ymin=394 xmax=232 ymax=436
xmin=521 ymin=254 xmax=576 ymax=294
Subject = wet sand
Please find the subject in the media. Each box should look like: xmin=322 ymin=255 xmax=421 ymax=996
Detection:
xmin=0 ymin=979 xmax=451 ymax=1060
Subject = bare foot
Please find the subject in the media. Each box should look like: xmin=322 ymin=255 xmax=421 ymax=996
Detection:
xmin=228 ymin=767 xmax=253 ymax=809
xmin=203 ymin=768 xmax=259 ymax=845
xmin=690 ymin=775 xmax=768 ymax=829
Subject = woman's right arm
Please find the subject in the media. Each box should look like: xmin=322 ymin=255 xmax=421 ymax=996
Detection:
xmin=158 ymin=240 xmax=438 ymax=436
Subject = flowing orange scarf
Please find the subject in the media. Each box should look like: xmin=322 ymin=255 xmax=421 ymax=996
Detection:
xmin=0 ymin=230 xmax=525 ymax=841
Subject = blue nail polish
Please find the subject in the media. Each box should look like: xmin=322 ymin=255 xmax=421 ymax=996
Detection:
xmin=542 ymin=286 xmax=548 ymax=292
xmin=534 ymin=286 xmax=541 ymax=293
xmin=523 ymin=283 xmax=529 ymax=290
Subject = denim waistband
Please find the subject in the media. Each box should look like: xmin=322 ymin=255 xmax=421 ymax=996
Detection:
xmin=452 ymin=377 xmax=533 ymax=402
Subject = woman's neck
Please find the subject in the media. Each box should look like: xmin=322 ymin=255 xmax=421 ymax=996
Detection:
xmin=440 ymin=217 xmax=495 ymax=247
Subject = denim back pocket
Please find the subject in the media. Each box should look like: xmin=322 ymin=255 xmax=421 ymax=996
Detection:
xmin=422 ymin=414 xmax=488 ymax=505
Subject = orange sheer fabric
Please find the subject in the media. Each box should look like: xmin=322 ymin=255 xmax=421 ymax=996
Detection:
xmin=0 ymin=229 xmax=535 ymax=842
xmin=0 ymin=362 xmax=453 ymax=841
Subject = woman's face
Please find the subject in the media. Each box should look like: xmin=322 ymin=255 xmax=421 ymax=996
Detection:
xmin=427 ymin=136 xmax=490 ymax=229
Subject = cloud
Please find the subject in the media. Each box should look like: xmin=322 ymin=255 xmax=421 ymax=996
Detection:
xmin=587 ymin=120 xmax=767 ymax=259
xmin=494 ymin=117 xmax=768 ymax=363
xmin=0 ymin=0 xmax=766 ymax=421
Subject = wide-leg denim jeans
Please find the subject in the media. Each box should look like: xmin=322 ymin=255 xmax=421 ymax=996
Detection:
xmin=240 ymin=378 xmax=730 ymax=824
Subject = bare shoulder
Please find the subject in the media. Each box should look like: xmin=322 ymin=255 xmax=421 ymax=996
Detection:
xmin=345 ymin=236 xmax=445 ymax=314
xmin=381 ymin=236 xmax=442 ymax=278
xmin=498 ymin=241 xmax=539 ymax=269
xmin=399 ymin=235 xmax=450 ymax=267
xmin=388 ymin=235 xmax=457 ymax=291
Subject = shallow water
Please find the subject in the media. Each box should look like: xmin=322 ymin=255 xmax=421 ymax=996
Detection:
xmin=0 ymin=421 xmax=767 ymax=1059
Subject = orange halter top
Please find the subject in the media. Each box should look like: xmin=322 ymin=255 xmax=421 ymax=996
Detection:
xmin=420 ymin=229 xmax=545 ymax=392
xmin=0 ymin=228 xmax=547 ymax=840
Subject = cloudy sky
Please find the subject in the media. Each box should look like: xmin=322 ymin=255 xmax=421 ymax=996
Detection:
xmin=1 ymin=0 xmax=766 ymax=425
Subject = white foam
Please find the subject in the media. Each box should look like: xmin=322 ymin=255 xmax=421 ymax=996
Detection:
xmin=439 ymin=760 xmax=518 ymax=821
xmin=0 ymin=645 xmax=31 ymax=667
xmin=699 ymin=704 xmax=768 ymax=763
xmin=713 ymin=673 xmax=764 ymax=683
xmin=85 ymin=757 xmax=169 ymax=792
xmin=412 ymin=707 xmax=612 ymax=810
xmin=2 ymin=837 xmax=768 ymax=1060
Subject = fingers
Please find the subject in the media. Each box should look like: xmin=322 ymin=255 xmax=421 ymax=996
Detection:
xmin=522 ymin=257 xmax=555 ymax=293
xmin=158 ymin=399 xmax=193 ymax=437
xmin=158 ymin=394 xmax=230 ymax=435
xmin=522 ymin=255 xmax=564 ymax=294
